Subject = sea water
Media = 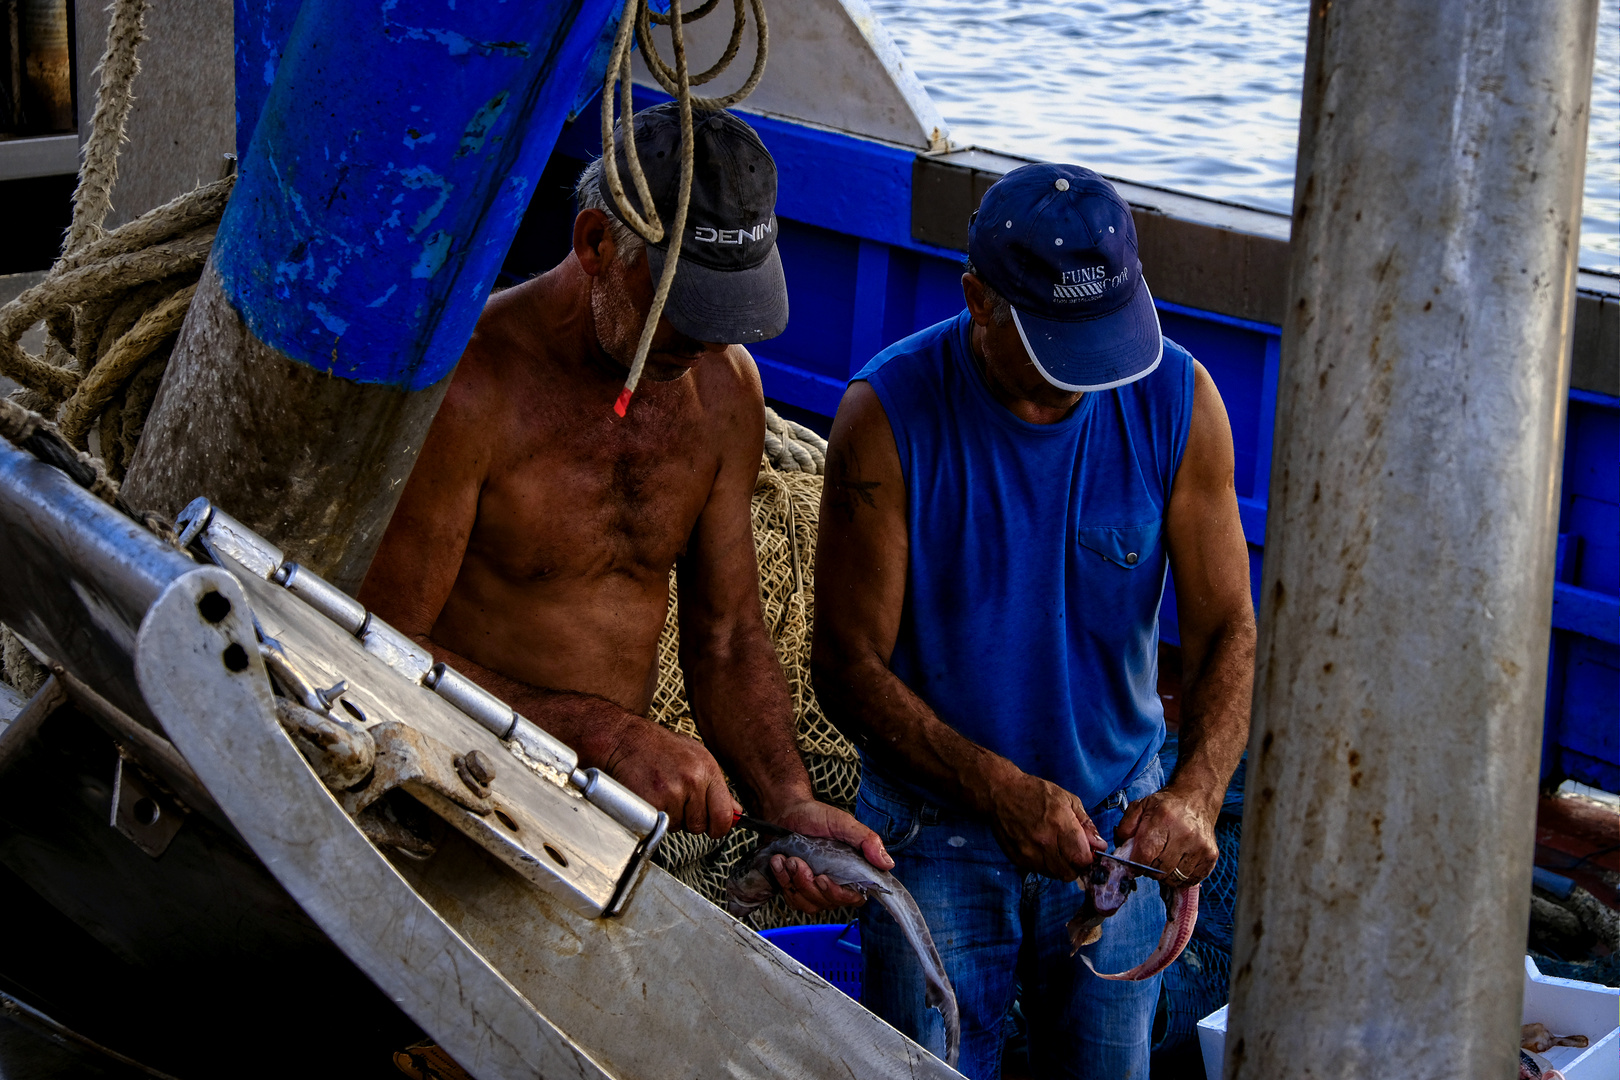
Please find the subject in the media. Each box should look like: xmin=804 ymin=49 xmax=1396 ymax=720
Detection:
xmin=871 ymin=0 xmax=1620 ymax=271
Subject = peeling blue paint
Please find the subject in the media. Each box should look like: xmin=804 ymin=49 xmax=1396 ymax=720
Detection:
xmin=457 ymin=92 xmax=509 ymax=158
xmin=396 ymin=165 xmax=453 ymax=235
xmin=307 ymin=302 xmax=350 ymax=335
xmin=411 ymin=231 xmax=453 ymax=279
xmin=222 ymin=0 xmax=616 ymax=389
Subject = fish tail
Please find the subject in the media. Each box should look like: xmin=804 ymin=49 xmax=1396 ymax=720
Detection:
xmin=871 ymin=881 xmax=961 ymax=1070
xmin=1082 ymin=883 xmax=1200 ymax=982
xmin=943 ymin=988 xmax=961 ymax=1069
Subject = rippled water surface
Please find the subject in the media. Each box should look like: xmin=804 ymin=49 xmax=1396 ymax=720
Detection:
xmin=870 ymin=0 xmax=1619 ymax=271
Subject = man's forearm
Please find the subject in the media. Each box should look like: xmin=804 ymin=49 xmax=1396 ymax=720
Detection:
xmin=682 ymin=631 xmax=814 ymax=815
xmin=814 ymin=648 xmax=1017 ymax=815
xmin=1169 ymin=617 xmax=1255 ymax=812
xmin=408 ymin=634 xmax=647 ymax=768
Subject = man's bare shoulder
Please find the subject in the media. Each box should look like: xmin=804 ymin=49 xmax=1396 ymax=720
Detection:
xmin=438 ymin=278 xmax=558 ymax=434
xmin=460 ymin=280 xmax=545 ymax=376
xmin=698 ymin=345 xmax=767 ymax=428
xmin=678 ymin=345 xmax=765 ymax=473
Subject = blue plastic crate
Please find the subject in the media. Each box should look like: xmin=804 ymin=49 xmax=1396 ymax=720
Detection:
xmin=761 ymin=922 xmax=863 ymax=1000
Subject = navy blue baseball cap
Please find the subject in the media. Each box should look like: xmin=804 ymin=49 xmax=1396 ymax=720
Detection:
xmin=967 ymin=163 xmax=1162 ymax=391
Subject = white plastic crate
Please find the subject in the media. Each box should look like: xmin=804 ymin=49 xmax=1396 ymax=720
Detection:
xmin=1196 ymin=956 xmax=1619 ymax=1080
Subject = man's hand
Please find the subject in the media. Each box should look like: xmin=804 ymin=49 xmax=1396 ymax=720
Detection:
xmin=983 ymin=768 xmax=1107 ymax=881
xmin=602 ymin=720 xmax=740 ymax=839
xmin=765 ymin=799 xmax=893 ymax=913
xmin=1114 ymin=783 xmax=1220 ymax=885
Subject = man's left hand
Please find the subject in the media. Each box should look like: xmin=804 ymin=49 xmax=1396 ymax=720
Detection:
xmin=764 ymin=800 xmax=893 ymax=913
xmin=1114 ymin=784 xmax=1220 ymax=886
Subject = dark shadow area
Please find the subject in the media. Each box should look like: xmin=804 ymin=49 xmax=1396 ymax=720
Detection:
xmin=0 ymin=702 xmax=421 ymax=1078
xmin=497 ymin=152 xmax=590 ymax=288
xmin=0 ymin=173 xmax=73 ymax=274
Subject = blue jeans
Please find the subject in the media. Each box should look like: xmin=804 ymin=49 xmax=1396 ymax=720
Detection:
xmin=858 ymin=759 xmax=1166 ymax=1080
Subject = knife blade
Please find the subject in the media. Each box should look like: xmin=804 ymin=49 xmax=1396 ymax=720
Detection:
xmin=1095 ymin=849 xmax=1168 ymax=879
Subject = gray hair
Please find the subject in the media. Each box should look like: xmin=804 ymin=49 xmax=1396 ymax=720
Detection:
xmin=575 ymin=156 xmax=648 ymax=267
xmin=963 ymin=259 xmax=1013 ymax=327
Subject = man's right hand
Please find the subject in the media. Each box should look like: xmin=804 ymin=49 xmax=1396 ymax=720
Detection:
xmin=601 ymin=719 xmax=741 ymax=838
xmin=981 ymin=767 xmax=1105 ymax=881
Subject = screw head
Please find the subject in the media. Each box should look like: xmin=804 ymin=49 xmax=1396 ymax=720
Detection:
xmin=459 ymin=749 xmax=496 ymax=788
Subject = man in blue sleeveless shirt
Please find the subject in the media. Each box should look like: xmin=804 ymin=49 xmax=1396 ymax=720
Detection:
xmin=812 ymin=164 xmax=1255 ymax=1079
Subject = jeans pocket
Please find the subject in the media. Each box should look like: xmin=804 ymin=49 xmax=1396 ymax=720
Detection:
xmin=857 ymin=785 xmax=924 ymax=855
xmin=1124 ymin=755 xmax=1167 ymax=804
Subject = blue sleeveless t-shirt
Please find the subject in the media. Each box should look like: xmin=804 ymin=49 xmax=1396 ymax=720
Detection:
xmin=854 ymin=310 xmax=1196 ymax=810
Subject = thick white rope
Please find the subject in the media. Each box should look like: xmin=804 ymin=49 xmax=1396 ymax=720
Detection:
xmin=761 ymin=407 xmax=825 ymax=474
xmin=68 ymin=0 xmax=151 ymax=256
xmin=0 ymin=0 xmax=230 ymax=463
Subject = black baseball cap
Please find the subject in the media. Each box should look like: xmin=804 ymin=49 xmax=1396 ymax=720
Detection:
xmin=598 ymin=102 xmax=788 ymax=344
xmin=968 ymin=163 xmax=1162 ymax=391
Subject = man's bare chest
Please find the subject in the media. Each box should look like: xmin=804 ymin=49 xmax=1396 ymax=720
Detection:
xmin=468 ymin=421 xmax=719 ymax=586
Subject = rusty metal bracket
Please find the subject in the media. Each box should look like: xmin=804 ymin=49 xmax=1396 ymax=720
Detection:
xmin=273 ymin=697 xmax=376 ymax=792
xmin=342 ymin=721 xmax=494 ymax=818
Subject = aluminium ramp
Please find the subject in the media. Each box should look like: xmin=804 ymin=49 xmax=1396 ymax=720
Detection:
xmin=0 ymin=437 xmax=962 ymax=1079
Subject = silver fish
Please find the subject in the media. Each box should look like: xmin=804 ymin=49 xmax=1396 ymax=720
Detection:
xmin=726 ymin=832 xmax=961 ymax=1070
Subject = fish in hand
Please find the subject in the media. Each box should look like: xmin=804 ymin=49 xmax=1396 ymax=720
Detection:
xmin=726 ymin=832 xmax=960 ymax=1070
xmin=1065 ymin=839 xmax=1201 ymax=982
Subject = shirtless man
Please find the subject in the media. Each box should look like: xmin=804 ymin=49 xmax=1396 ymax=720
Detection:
xmin=360 ymin=103 xmax=886 ymax=911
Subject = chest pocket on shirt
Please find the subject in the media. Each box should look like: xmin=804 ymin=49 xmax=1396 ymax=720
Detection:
xmin=1076 ymin=519 xmax=1162 ymax=570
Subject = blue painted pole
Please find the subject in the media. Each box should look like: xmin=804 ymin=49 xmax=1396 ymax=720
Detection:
xmin=232 ymin=0 xmax=302 ymax=163
xmin=126 ymin=0 xmax=622 ymax=590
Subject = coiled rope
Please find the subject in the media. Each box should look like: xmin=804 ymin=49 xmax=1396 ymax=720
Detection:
xmin=599 ymin=0 xmax=768 ymax=415
xmin=0 ymin=0 xmax=232 ymax=477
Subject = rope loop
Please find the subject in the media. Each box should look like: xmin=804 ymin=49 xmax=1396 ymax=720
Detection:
xmin=646 ymin=0 xmax=721 ymax=24
xmin=636 ymin=0 xmax=767 ymax=109
xmin=598 ymin=0 xmax=769 ymax=414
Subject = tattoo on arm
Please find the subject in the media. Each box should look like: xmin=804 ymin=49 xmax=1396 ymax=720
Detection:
xmin=827 ymin=445 xmax=881 ymax=523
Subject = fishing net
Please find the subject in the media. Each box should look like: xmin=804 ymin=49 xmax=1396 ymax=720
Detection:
xmin=647 ymin=446 xmax=864 ymax=929
xmin=1153 ymin=934 xmax=1231 ymax=1055
xmin=1151 ymin=729 xmax=1246 ymax=1055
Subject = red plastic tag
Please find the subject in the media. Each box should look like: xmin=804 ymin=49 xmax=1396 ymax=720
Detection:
xmin=613 ymin=386 xmax=633 ymax=417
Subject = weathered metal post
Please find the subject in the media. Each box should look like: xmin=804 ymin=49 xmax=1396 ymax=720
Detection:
xmin=123 ymin=0 xmax=619 ymax=593
xmin=1226 ymin=1 xmax=1599 ymax=1077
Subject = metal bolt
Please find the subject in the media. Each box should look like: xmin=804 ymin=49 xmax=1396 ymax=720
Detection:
xmin=316 ymin=679 xmax=350 ymax=709
xmin=456 ymin=750 xmax=496 ymax=792
xmin=464 ymin=750 xmax=496 ymax=785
